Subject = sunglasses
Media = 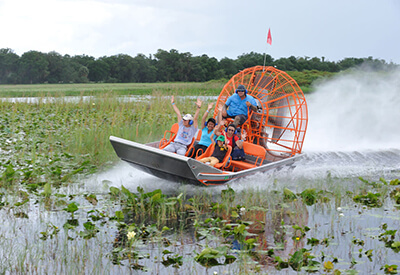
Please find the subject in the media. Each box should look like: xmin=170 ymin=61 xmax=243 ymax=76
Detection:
xmin=227 ymin=128 xmax=235 ymax=132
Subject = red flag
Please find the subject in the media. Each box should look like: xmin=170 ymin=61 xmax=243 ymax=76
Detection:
xmin=267 ymin=28 xmax=272 ymax=45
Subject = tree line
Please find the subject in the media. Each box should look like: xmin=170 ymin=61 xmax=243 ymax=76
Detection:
xmin=0 ymin=48 xmax=397 ymax=85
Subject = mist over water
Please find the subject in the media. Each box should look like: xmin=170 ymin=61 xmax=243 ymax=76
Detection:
xmin=305 ymin=69 xmax=400 ymax=151
xmin=285 ymin=69 xmax=400 ymax=183
xmin=86 ymin=69 xmax=400 ymax=193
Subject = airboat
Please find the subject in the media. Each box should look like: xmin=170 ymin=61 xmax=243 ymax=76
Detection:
xmin=110 ymin=66 xmax=308 ymax=186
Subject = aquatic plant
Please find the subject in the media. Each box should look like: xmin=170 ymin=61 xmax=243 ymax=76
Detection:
xmin=353 ymin=191 xmax=383 ymax=207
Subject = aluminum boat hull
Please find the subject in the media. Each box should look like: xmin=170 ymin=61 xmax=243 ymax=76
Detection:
xmin=110 ymin=136 xmax=302 ymax=186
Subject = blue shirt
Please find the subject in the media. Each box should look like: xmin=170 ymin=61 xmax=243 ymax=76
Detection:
xmin=198 ymin=126 xmax=215 ymax=147
xmin=225 ymin=93 xmax=257 ymax=117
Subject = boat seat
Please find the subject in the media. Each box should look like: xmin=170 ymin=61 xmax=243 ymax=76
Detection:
xmin=159 ymin=123 xmax=179 ymax=149
xmin=185 ymin=129 xmax=202 ymax=157
xmin=196 ymin=144 xmax=232 ymax=169
xmin=228 ymin=142 xmax=266 ymax=171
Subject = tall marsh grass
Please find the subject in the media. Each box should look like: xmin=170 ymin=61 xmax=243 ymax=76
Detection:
xmin=0 ymin=92 xmax=216 ymax=188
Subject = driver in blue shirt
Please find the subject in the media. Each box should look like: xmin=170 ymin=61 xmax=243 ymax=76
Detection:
xmin=221 ymin=84 xmax=258 ymax=128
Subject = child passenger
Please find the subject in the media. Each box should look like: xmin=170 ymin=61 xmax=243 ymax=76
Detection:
xmin=198 ymin=135 xmax=229 ymax=167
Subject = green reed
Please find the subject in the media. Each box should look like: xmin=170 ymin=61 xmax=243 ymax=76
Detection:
xmin=0 ymin=92 xmax=216 ymax=188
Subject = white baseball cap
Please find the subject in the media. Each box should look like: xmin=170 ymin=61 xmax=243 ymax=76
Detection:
xmin=183 ymin=114 xmax=193 ymax=121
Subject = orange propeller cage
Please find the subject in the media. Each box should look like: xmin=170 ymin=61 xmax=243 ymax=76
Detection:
xmin=214 ymin=66 xmax=308 ymax=158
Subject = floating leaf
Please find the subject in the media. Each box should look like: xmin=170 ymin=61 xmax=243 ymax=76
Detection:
xmin=283 ymin=187 xmax=297 ymax=201
xmin=111 ymin=210 xmax=124 ymax=221
xmin=390 ymin=179 xmax=400 ymax=185
xmin=109 ymin=186 xmax=120 ymax=196
xmin=353 ymin=192 xmax=382 ymax=207
xmin=161 ymin=254 xmax=183 ymax=267
xmin=64 ymin=219 xmax=79 ymax=228
xmin=64 ymin=202 xmax=79 ymax=213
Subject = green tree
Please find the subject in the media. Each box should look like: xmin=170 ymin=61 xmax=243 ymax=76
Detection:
xmin=154 ymin=49 xmax=193 ymax=82
xmin=274 ymin=57 xmax=296 ymax=71
xmin=72 ymin=54 xmax=95 ymax=67
xmin=154 ymin=49 xmax=177 ymax=82
xmin=188 ymin=56 xmax=207 ymax=82
xmin=102 ymin=55 xmax=119 ymax=82
xmin=59 ymin=54 xmax=78 ymax=83
xmin=199 ymin=54 xmax=219 ymax=81
xmin=18 ymin=51 xmax=49 ymax=84
xmin=337 ymin=57 xmax=364 ymax=70
xmin=115 ymin=54 xmax=135 ymax=83
xmin=88 ymin=58 xmax=110 ymax=82
xmin=219 ymin=57 xmax=238 ymax=78
xmin=236 ymin=52 xmax=267 ymax=69
xmin=101 ymin=54 xmax=137 ymax=83
xmin=45 ymin=51 xmax=65 ymax=83
xmin=77 ymin=65 xmax=89 ymax=83
xmin=0 ymin=48 xmax=19 ymax=84
xmin=133 ymin=54 xmax=157 ymax=82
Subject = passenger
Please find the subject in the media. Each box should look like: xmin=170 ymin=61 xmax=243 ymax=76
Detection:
xmin=223 ymin=124 xmax=240 ymax=147
xmin=188 ymin=102 xmax=217 ymax=158
xmin=220 ymin=84 xmax=258 ymax=128
xmin=163 ymin=96 xmax=201 ymax=155
xmin=198 ymin=135 xmax=229 ymax=167
xmin=224 ymin=124 xmax=246 ymax=160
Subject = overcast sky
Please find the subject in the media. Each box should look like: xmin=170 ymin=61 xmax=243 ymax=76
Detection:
xmin=1 ymin=0 xmax=399 ymax=64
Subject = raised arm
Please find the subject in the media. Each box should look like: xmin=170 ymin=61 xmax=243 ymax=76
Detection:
xmin=171 ymin=96 xmax=182 ymax=122
xmin=210 ymin=132 xmax=215 ymax=145
xmin=216 ymin=104 xmax=226 ymax=128
xmin=201 ymin=102 xmax=214 ymax=127
xmin=193 ymin=98 xmax=202 ymax=128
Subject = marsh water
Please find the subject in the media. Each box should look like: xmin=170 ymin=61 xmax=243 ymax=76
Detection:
xmin=2 ymin=70 xmax=400 ymax=274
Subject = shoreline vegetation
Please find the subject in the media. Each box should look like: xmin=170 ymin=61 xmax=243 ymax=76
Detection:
xmin=1 ymin=47 xmax=397 ymax=85
xmin=0 ymin=67 xmax=396 ymax=97
xmin=1 ymin=79 xmax=400 ymax=273
xmin=0 ymin=81 xmax=224 ymax=98
xmin=0 ymin=69 xmax=349 ymax=97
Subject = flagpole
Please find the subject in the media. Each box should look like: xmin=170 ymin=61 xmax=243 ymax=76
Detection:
xmin=263 ymin=52 xmax=267 ymax=71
